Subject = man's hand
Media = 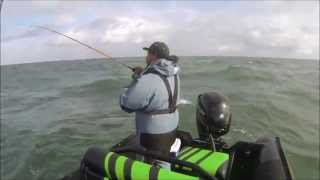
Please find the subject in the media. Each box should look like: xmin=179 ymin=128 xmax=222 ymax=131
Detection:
xmin=133 ymin=66 xmax=144 ymax=75
xmin=132 ymin=66 xmax=144 ymax=80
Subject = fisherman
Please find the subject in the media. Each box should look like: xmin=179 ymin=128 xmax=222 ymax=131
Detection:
xmin=119 ymin=42 xmax=180 ymax=167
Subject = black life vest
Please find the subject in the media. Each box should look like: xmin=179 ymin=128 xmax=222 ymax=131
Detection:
xmin=143 ymin=68 xmax=178 ymax=115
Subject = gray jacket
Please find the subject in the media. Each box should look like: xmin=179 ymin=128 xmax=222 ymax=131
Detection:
xmin=120 ymin=59 xmax=180 ymax=134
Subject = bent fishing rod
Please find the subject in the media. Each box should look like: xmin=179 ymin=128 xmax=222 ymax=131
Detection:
xmin=34 ymin=26 xmax=134 ymax=71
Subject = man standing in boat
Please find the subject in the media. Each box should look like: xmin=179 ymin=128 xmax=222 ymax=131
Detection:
xmin=120 ymin=42 xmax=180 ymax=165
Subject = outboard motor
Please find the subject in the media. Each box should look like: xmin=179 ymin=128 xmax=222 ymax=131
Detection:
xmin=196 ymin=92 xmax=232 ymax=142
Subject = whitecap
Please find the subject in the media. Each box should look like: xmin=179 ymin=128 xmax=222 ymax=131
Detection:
xmin=179 ymin=98 xmax=192 ymax=105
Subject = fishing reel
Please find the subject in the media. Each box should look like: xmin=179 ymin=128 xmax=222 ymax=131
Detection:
xmin=196 ymin=92 xmax=231 ymax=150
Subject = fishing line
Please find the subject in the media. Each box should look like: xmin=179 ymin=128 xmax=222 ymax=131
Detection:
xmin=34 ymin=26 xmax=134 ymax=70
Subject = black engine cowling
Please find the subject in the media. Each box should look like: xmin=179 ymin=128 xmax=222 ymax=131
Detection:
xmin=196 ymin=92 xmax=231 ymax=140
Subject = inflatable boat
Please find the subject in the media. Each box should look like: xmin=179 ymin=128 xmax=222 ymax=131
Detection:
xmin=62 ymin=92 xmax=294 ymax=180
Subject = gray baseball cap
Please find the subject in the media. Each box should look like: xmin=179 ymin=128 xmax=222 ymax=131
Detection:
xmin=143 ymin=42 xmax=170 ymax=59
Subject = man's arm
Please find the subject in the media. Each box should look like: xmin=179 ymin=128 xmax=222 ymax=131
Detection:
xmin=119 ymin=75 xmax=155 ymax=113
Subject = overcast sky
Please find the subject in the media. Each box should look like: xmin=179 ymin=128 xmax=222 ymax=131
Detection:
xmin=1 ymin=1 xmax=319 ymax=65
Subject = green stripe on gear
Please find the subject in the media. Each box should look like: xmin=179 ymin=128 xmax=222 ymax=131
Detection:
xmin=184 ymin=149 xmax=210 ymax=163
xmin=198 ymin=152 xmax=229 ymax=176
xmin=158 ymin=169 xmax=199 ymax=180
xmin=115 ymin=155 xmax=128 ymax=180
xmin=177 ymin=146 xmax=192 ymax=158
xmin=129 ymin=160 xmax=199 ymax=180
xmin=178 ymin=147 xmax=199 ymax=160
xmin=130 ymin=161 xmax=151 ymax=180
xmin=177 ymin=147 xmax=229 ymax=177
xmin=104 ymin=152 xmax=113 ymax=178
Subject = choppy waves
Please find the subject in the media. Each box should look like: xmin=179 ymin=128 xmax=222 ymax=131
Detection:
xmin=1 ymin=57 xmax=319 ymax=179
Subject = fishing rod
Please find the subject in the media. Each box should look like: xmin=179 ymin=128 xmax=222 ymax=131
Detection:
xmin=34 ymin=26 xmax=134 ymax=70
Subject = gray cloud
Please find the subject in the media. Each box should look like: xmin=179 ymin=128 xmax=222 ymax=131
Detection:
xmin=1 ymin=1 xmax=319 ymax=65
xmin=2 ymin=28 xmax=45 ymax=42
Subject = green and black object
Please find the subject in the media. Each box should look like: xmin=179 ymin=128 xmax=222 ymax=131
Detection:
xmin=79 ymin=146 xmax=226 ymax=180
